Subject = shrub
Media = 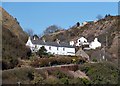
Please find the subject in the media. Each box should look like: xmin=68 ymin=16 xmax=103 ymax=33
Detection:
xmin=53 ymin=70 xmax=68 ymax=79
xmin=31 ymin=72 xmax=44 ymax=84
xmin=80 ymin=78 xmax=91 ymax=85
xmin=92 ymin=58 xmax=97 ymax=62
xmin=79 ymin=62 xmax=119 ymax=84
xmin=36 ymin=46 xmax=48 ymax=58
xmin=31 ymin=56 xmax=85 ymax=68
xmin=60 ymin=77 xmax=69 ymax=84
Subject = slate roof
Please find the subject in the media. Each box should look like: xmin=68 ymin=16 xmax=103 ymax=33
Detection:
xmin=31 ymin=38 xmax=75 ymax=48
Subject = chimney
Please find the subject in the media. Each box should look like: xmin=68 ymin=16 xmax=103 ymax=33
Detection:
xmin=42 ymin=38 xmax=46 ymax=42
xmin=28 ymin=36 xmax=31 ymax=40
xmin=70 ymin=41 xmax=74 ymax=46
xmin=33 ymin=36 xmax=36 ymax=40
xmin=56 ymin=39 xmax=60 ymax=44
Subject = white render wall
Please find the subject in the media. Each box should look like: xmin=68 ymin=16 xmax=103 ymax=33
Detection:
xmin=26 ymin=37 xmax=75 ymax=56
xmin=35 ymin=45 xmax=75 ymax=56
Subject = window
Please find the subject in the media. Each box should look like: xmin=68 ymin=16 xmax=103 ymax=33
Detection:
xmin=63 ymin=48 xmax=65 ymax=51
xmin=49 ymin=46 xmax=51 ymax=50
xmin=35 ymin=45 xmax=37 ymax=48
xmin=57 ymin=47 xmax=59 ymax=50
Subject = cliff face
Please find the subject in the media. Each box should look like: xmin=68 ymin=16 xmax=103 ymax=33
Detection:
xmin=0 ymin=7 xmax=28 ymax=43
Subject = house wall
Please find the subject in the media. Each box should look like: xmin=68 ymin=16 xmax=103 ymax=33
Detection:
xmin=26 ymin=37 xmax=75 ymax=56
xmin=26 ymin=37 xmax=36 ymax=52
xmin=35 ymin=45 xmax=75 ymax=56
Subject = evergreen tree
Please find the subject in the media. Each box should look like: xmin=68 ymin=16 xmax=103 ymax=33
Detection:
xmin=36 ymin=46 xmax=48 ymax=57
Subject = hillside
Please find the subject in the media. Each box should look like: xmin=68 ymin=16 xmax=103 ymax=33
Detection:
xmin=1 ymin=7 xmax=31 ymax=70
xmin=42 ymin=15 xmax=119 ymax=63
xmin=0 ymin=7 xmax=28 ymax=43
xmin=2 ymin=62 xmax=119 ymax=84
xmin=42 ymin=16 xmax=118 ymax=43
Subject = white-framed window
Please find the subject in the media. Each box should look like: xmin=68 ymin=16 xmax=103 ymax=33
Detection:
xmin=63 ymin=48 xmax=65 ymax=51
xmin=49 ymin=46 xmax=51 ymax=50
xmin=57 ymin=47 xmax=59 ymax=50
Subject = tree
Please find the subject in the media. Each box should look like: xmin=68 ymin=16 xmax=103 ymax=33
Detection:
xmin=105 ymin=14 xmax=111 ymax=18
xmin=96 ymin=14 xmax=103 ymax=20
xmin=36 ymin=46 xmax=48 ymax=57
xmin=43 ymin=25 xmax=61 ymax=35
xmin=26 ymin=29 xmax=34 ymax=36
xmin=76 ymin=22 xmax=80 ymax=27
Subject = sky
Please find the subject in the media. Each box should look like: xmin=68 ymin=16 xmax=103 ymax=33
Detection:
xmin=2 ymin=2 xmax=118 ymax=35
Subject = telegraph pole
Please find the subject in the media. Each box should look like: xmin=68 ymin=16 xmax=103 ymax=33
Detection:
xmin=106 ymin=32 xmax=108 ymax=47
xmin=105 ymin=31 xmax=108 ymax=61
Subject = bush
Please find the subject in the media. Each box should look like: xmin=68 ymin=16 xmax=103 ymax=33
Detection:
xmin=60 ymin=77 xmax=69 ymax=84
xmin=30 ymin=56 xmax=85 ymax=68
xmin=2 ymin=27 xmax=31 ymax=70
xmin=79 ymin=62 xmax=119 ymax=84
xmin=36 ymin=46 xmax=47 ymax=57
xmin=92 ymin=58 xmax=97 ymax=62
xmin=2 ymin=67 xmax=35 ymax=84
xmin=31 ymin=72 xmax=44 ymax=84
xmin=53 ymin=70 xmax=68 ymax=79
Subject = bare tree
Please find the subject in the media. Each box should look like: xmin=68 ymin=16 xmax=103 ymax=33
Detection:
xmin=26 ymin=29 xmax=34 ymax=36
xmin=43 ymin=25 xmax=62 ymax=35
xmin=96 ymin=14 xmax=103 ymax=20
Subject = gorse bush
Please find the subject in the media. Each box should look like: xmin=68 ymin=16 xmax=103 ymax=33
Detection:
xmin=30 ymin=56 xmax=85 ymax=67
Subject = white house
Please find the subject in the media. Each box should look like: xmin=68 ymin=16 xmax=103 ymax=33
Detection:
xmin=69 ymin=41 xmax=74 ymax=46
xmin=89 ymin=38 xmax=101 ymax=49
xmin=26 ymin=37 xmax=75 ymax=56
xmin=82 ymin=21 xmax=88 ymax=26
xmin=69 ymin=37 xmax=101 ymax=50
xmin=76 ymin=37 xmax=89 ymax=46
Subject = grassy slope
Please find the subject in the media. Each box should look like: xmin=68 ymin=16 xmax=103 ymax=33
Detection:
xmin=2 ymin=62 xmax=119 ymax=84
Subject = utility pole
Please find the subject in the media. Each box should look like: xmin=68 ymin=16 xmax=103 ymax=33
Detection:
xmin=106 ymin=32 xmax=108 ymax=47
xmin=105 ymin=31 xmax=108 ymax=61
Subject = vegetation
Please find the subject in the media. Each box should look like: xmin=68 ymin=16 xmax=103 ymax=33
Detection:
xmin=2 ymin=7 xmax=119 ymax=85
xmin=36 ymin=46 xmax=48 ymax=58
xmin=26 ymin=29 xmax=34 ymax=36
xmin=92 ymin=58 xmax=97 ymax=62
xmin=43 ymin=25 xmax=63 ymax=35
xmin=79 ymin=62 xmax=119 ymax=84
xmin=2 ymin=67 xmax=90 ymax=85
xmin=2 ymin=27 xmax=31 ymax=70
xmin=30 ymin=56 xmax=85 ymax=67
xmin=96 ymin=14 xmax=103 ymax=20
xmin=2 ymin=61 xmax=119 ymax=85
xmin=2 ymin=7 xmax=30 ymax=70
